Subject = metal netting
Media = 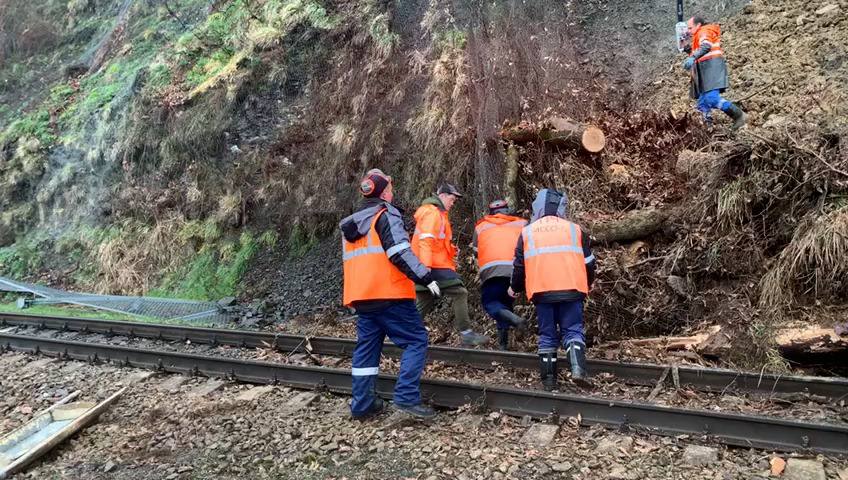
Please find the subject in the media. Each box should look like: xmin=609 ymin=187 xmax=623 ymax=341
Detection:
xmin=0 ymin=276 xmax=232 ymax=324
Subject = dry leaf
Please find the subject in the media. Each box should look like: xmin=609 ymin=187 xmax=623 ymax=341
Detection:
xmin=770 ymin=457 xmax=786 ymax=476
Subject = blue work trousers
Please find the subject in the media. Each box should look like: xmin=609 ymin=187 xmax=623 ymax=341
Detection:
xmin=697 ymin=89 xmax=733 ymax=122
xmin=536 ymin=300 xmax=585 ymax=353
xmin=350 ymin=300 xmax=429 ymax=417
xmin=481 ymin=277 xmax=515 ymax=330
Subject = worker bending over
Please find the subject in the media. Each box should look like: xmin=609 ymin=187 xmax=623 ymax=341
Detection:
xmin=472 ymin=199 xmax=528 ymax=350
xmin=412 ymin=184 xmax=489 ymax=346
xmin=510 ymin=189 xmax=596 ymax=390
xmin=340 ymin=169 xmax=441 ymax=419
xmin=683 ymin=15 xmax=747 ymax=130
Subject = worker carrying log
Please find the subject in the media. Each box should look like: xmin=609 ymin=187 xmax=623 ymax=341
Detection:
xmin=412 ymin=184 xmax=489 ymax=346
xmin=471 ymin=200 xmax=528 ymax=350
xmin=509 ymin=189 xmax=596 ymax=390
xmin=339 ymin=169 xmax=440 ymax=419
xmin=682 ymin=15 xmax=747 ymax=131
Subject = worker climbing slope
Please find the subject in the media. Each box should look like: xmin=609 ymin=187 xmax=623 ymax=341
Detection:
xmin=510 ymin=189 xmax=596 ymax=391
xmin=412 ymin=184 xmax=489 ymax=346
xmin=339 ymin=169 xmax=441 ymax=419
xmin=682 ymin=15 xmax=747 ymax=130
xmin=472 ymin=200 xmax=528 ymax=350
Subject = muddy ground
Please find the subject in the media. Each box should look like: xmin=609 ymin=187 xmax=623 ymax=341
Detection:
xmin=2 ymin=351 xmax=845 ymax=480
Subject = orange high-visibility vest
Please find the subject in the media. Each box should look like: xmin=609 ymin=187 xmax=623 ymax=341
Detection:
xmin=522 ymin=216 xmax=589 ymax=298
xmin=412 ymin=204 xmax=456 ymax=270
xmin=342 ymin=209 xmax=415 ymax=306
xmin=691 ymin=24 xmax=724 ymax=63
xmin=475 ymin=214 xmax=527 ymax=274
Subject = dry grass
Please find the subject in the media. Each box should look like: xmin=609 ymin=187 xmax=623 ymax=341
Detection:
xmin=760 ymin=206 xmax=848 ymax=310
xmin=95 ymin=217 xmax=188 ymax=295
xmin=716 ymin=178 xmax=751 ymax=232
xmin=329 ymin=123 xmax=355 ymax=155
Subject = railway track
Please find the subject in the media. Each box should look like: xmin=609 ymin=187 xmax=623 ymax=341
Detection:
xmin=1 ymin=330 xmax=847 ymax=454
xmin=3 ymin=312 xmax=848 ymax=400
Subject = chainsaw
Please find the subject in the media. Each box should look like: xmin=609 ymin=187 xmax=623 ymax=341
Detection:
xmin=675 ymin=0 xmax=689 ymax=52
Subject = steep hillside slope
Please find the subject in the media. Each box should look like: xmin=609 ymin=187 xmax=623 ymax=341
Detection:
xmin=3 ymin=0 xmax=846 ymax=369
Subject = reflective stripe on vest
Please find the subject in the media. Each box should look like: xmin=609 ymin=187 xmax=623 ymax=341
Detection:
xmin=475 ymin=215 xmax=526 ymax=275
xmin=522 ymin=217 xmax=589 ymax=298
xmin=342 ymin=209 xmax=416 ymax=306
xmin=413 ymin=220 xmax=447 ymax=239
xmin=692 ymin=25 xmax=724 ymax=63
xmin=412 ymin=204 xmax=455 ymax=269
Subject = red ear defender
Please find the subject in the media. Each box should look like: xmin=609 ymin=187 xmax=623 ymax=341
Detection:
xmin=360 ymin=178 xmax=376 ymax=196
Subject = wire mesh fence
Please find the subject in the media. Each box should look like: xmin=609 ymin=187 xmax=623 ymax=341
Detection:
xmin=0 ymin=276 xmax=232 ymax=324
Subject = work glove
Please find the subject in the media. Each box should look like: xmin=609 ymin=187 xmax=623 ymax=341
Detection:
xmin=426 ymin=281 xmax=441 ymax=297
xmin=682 ymin=56 xmax=695 ymax=71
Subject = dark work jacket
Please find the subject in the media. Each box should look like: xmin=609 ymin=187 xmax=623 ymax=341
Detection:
xmin=510 ymin=189 xmax=596 ymax=303
xmin=340 ymin=198 xmax=433 ymax=312
xmin=690 ymin=57 xmax=729 ymax=98
xmin=688 ymin=24 xmax=729 ymax=98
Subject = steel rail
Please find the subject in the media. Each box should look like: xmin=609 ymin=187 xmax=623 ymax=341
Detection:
xmin=3 ymin=312 xmax=848 ymax=400
xmin=1 ymin=333 xmax=847 ymax=454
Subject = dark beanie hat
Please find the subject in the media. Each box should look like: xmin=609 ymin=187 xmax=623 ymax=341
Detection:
xmin=360 ymin=169 xmax=390 ymax=198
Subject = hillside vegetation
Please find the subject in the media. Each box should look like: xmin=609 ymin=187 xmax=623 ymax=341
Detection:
xmin=1 ymin=0 xmax=847 ymax=369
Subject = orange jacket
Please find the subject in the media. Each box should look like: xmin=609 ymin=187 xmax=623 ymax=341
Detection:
xmin=691 ymin=24 xmax=723 ymax=63
xmin=474 ymin=214 xmax=527 ymax=280
xmin=522 ymin=216 xmax=589 ymax=298
xmin=342 ymin=209 xmax=416 ymax=306
xmin=412 ymin=201 xmax=456 ymax=270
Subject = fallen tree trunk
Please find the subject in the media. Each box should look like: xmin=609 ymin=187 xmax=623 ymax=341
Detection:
xmin=776 ymin=325 xmax=848 ymax=354
xmin=599 ymin=326 xmax=721 ymax=352
xmin=500 ymin=117 xmax=606 ymax=153
xmin=587 ymin=208 xmax=673 ymax=244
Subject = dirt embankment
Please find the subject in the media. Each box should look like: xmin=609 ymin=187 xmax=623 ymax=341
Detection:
xmin=3 ymin=0 xmax=847 ymax=369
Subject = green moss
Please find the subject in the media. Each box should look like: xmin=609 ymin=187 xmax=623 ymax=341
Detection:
xmin=178 ymin=218 xmax=223 ymax=244
xmin=434 ymin=28 xmax=467 ymax=51
xmin=259 ymin=229 xmax=279 ymax=248
xmin=184 ymin=49 xmax=233 ymax=87
xmin=286 ymin=223 xmax=316 ymax=258
xmin=152 ymin=232 xmax=259 ymax=300
xmin=146 ymin=63 xmax=173 ymax=89
xmin=0 ymin=237 xmax=46 ymax=278
xmin=368 ymin=12 xmax=399 ymax=53
xmin=1 ymin=110 xmax=55 ymax=146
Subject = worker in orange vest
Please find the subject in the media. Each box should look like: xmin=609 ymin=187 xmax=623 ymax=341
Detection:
xmin=339 ymin=169 xmax=442 ymax=419
xmin=412 ymin=184 xmax=489 ymax=346
xmin=472 ymin=199 xmax=528 ymax=350
xmin=682 ymin=15 xmax=747 ymax=130
xmin=509 ymin=189 xmax=596 ymax=390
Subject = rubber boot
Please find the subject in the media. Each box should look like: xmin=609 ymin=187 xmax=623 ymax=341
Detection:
xmin=725 ymin=103 xmax=747 ymax=131
xmin=496 ymin=309 xmax=526 ymax=329
xmin=565 ymin=341 xmax=592 ymax=388
xmin=497 ymin=329 xmax=509 ymax=351
xmin=538 ymin=352 xmax=558 ymax=392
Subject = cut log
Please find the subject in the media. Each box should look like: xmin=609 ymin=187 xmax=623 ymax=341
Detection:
xmin=500 ymin=117 xmax=606 ymax=153
xmin=588 ymin=208 xmax=672 ymax=244
xmin=545 ymin=117 xmax=606 ymax=153
xmin=776 ymin=325 xmax=848 ymax=354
